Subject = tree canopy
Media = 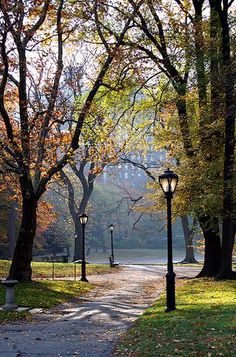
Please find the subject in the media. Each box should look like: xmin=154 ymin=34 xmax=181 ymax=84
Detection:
xmin=0 ymin=0 xmax=234 ymax=280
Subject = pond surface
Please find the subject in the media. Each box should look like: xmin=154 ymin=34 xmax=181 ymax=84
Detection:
xmin=86 ymin=248 xmax=203 ymax=264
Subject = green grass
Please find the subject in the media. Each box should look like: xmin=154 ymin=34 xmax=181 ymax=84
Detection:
xmin=0 ymin=260 xmax=111 ymax=280
xmin=0 ymin=280 xmax=94 ymax=324
xmin=114 ymin=279 xmax=236 ymax=357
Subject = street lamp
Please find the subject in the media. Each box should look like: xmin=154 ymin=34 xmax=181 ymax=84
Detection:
xmin=73 ymin=233 xmax=77 ymax=262
xmin=79 ymin=213 xmax=88 ymax=282
xmin=108 ymin=224 xmax=114 ymax=265
xmin=158 ymin=168 xmax=178 ymax=312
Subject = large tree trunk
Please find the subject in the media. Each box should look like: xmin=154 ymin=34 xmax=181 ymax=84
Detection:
xmin=214 ymin=1 xmax=235 ymax=279
xmin=191 ymin=0 xmax=222 ymax=278
xmin=197 ymin=216 xmax=221 ymax=277
xmin=7 ymin=201 xmax=17 ymax=259
xmin=179 ymin=216 xmax=199 ymax=264
xmin=218 ymin=216 xmax=235 ymax=279
xmin=8 ymin=196 xmax=38 ymax=282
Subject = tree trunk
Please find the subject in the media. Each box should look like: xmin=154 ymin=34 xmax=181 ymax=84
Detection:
xmin=215 ymin=3 xmax=235 ymax=279
xmin=71 ymin=162 xmax=95 ymax=260
xmin=86 ymin=246 xmax=91 ymax=256
xmin=60 ymin=170 xmax=83 ymax=260
xmin=7 ymin=201 xmax=17 ymax=259
xmin=197 ymin=216 xmax=221 ymax=277
xmin=217 ymin=216 xmax=235 ymax=279
xmin=8 ymin=196 xmax=38 ymax=282
xmin=74 ymin=219 xmax=83 ymax=261
xmin=179 ymin=216 xmax=199 ymax=264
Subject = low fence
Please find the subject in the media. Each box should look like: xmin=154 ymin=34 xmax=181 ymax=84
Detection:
xmin=0 ymin=260 xmax=82 ymax=281
xmin=0 ymin=259 xmax=111 ymax=281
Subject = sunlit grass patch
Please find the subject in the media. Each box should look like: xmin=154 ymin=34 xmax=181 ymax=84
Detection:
xmin=31 ymin=261 xmax=111 ymax=279
xmin=114 ymin=279 xmax=236 ymax=356
xmin=0 ymin=280 xmax=94 ymax=324
xmin=0 ymin=260 xmax=112 ymax=280
xmin=14 ymin=280 xmax=94 ymax=308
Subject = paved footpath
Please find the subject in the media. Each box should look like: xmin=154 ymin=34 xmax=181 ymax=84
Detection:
xmin=0 ymin=265 xmax=200 ymax=357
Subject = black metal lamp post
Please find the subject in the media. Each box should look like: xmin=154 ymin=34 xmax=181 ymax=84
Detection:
xmin=73 ymin=233 xmax=77 ymax=262
xmin=79 ymin=213 xmax=88 ymax=282
xmin=158 ymin=168 xmax=179 ymax=312
xmin=108 ymin=224 xmax=114 ymax=263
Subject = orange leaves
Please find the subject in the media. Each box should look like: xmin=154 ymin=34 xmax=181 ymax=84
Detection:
xmin=36 ymin=200 xmax=57 ymax=233
xmin=90 ymin=165 xmax=103 ymax=176
xmin=4 ymin=87 xmax=19 ymax=113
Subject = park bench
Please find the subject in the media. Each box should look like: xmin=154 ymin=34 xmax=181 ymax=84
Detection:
xmin=41 ymin=255 xmax=68 ymax=263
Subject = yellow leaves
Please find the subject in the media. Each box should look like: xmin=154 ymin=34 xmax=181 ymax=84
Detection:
xmin=87 ymin=138 xmax=118 ymax=168
xmin=61 ymin=132 xmax=71 ymax=145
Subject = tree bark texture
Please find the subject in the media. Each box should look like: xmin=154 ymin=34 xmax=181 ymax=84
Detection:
xmin=8 ymin=196 xmax=38 ymax=282
xmin=7 ymin=201 xmax=18 ymax=259
xmin=197 ymin=216 xmax=221 ymax=277
xmin=215 ymin=1 xmax=235 ymax=279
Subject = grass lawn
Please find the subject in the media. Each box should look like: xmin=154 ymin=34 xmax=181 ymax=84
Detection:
xmin=113 ymin=279 xmax=236 ymax=357
xmin=0 ymin=260 xmax=111 ymax=280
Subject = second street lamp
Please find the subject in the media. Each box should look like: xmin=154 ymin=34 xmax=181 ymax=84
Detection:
xmin=73 ymin=233 xmax=77 ymax=262
xmin=158 ymin=168 xmax=179 ymax=312
xmin=79 ymin=213 xmax=88 ymax=282
xmin=108 ymin=224 xmax=114 ymax=266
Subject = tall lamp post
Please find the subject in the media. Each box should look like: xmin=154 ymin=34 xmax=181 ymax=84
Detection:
xmin=158 ymin=168 xmax=179 ymax=312
xmin=79 ymin=213 xmax=88 ymax=282
xmin=73 ymin=233 xmax=77 ymax=262
xmin=108 ymin=224 xmax=114 ymax=264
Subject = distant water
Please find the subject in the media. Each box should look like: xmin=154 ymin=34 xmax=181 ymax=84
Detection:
xmin=86 ymin=248 xmax=203 ymax=264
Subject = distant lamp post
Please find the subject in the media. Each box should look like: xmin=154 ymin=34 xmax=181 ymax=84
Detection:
xmin=74 ymin=233 xmax=77 ymax=262
xmin=79 ymin=213 xmax=88 ymax=282
xmin=108 ymin=224 xmax=115 ymax=265
xmin=158 ymin=168 xmax=178 ymax=312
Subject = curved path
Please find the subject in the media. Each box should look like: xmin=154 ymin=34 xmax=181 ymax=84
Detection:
xmin=0 ymin=265 xmax=200 ymax=357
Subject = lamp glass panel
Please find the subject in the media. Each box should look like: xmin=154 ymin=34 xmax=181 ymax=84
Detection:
xmin=80 ymin=215 xmax=88 ymax=225
xmin=109 ymin=225 xmax=114 ymax=231
xmin=170 ymin=177 xmax=178 ymax=192
xmin=160 ymin=177 xmax=170 ymax=193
